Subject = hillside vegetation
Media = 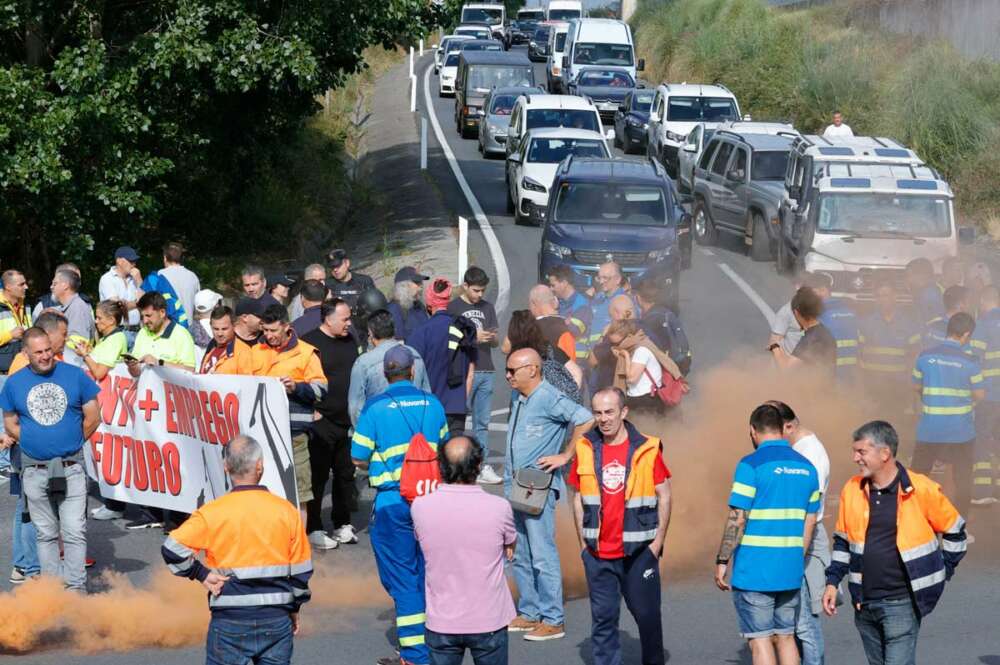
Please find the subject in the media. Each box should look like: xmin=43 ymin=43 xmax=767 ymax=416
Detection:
xmin=631 ymin=0 xmax=1000 ymax=234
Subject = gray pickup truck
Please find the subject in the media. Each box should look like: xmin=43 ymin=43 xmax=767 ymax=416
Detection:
xmin=691 ymin=130 xmax=794 ymax=261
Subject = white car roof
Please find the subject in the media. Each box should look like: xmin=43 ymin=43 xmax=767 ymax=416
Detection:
xmin=717 ymin=121 xmax=797 ymax=135
xmin=518 ymin=94 xmax=596 ymax=110
xmin=525 ymin=128 xmax=608 ymax=141
xmin=657 ymin=83 xmax=735 ymax=98
xmin=816 ymin=175 xmax=953 ymax=197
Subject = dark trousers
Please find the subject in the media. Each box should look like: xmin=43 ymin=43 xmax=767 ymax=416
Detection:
xmin=910 ymin=441 xmax=974 ymax=517
xmin=582 ymin=547 xmax=665 ymax=665
xmin=205 ymin=614 xmax=293 ymax=665
xmin=426 ymin=627 xmax=508 ymax=665
xmin=446 ymin=413 xmax=466 ymax=434
xmin=307 ymin=420 xmax=355 ymax=533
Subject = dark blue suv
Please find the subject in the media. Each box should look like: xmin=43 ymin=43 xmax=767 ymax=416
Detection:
xmin=538 ymin=157 xmax=692 ymax=310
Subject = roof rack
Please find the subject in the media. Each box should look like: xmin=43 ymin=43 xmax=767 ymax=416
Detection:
xmin=648 ymin=156 xmax=664 ymax=177
xmin=714 ymin=129 xmax=747 ymax=143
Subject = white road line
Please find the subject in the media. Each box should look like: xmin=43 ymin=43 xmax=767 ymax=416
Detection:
xmin=699 ymin=248 xmax=715 ymax=256
xmin=421 ymin=60 xmax=511 ymax=315
xmin=717 ymin=262 xmax=775 ymax=326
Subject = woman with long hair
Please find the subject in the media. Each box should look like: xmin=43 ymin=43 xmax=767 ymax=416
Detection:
xmin=502 ymin=309 xmax=583 ymax=403
xmin=74 ymin=299 xmax=129 ymax=381
xmin=606 ymin=319 xmax=683 ymax=413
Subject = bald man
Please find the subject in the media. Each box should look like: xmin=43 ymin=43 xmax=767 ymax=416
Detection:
xmin=972 ymin=285 xmax=1000 ymax=504
xmin=587 ymin=294 xmax=639 ymax=391
xmin=608 ymin=295 xmax=635 ymax=323
xmin=530 ymin=285 xmax=577 ymax=361
xmin=504 ymin=348 xmax=594 ymax=639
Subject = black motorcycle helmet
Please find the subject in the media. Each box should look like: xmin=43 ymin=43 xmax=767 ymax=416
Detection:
xmin=355 ymin=288 xmax=388 ymax=319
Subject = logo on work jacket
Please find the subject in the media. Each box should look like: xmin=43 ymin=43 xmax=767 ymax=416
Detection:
xmin=602 ymin=459 xmax=626 ymax=494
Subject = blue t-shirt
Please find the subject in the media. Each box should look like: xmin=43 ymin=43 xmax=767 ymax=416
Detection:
xmin=913 ymin=340 xmax=983 ymax=443
xmin=351 ymin=380 xmax=448 ymax=508
xmin=728 ymin=439 xmax=820 ymax=592
xmin=0 ymin=362 xmax=100 ymax=461
xmin=970 ymin=307 xmax=1000 ymax=402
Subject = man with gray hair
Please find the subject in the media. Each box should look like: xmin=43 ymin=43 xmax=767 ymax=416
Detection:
xmin=388 ymin=266 xmax=430 ymax=340
xmin=35 ymin=268 xmax=95 ymax=367
xmin=162 ymin=435 xmax=313 ymax=665
xmin=412 ymin=434 xmax=517 ymax=664
xmin=242 ymin=264 xmax=281 ymax=308
xmin=529 ymin=284 xmax=577 ymax=363
xmin=824 ymin=420 xmax=967 ymax=665
xmin=289 ymin=263 xmax=328 ymax=320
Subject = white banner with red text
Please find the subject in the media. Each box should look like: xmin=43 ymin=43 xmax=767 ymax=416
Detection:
xmin=84 ymin=366 xmax=298 ymax=512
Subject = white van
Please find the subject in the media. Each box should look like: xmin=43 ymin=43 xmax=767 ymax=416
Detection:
xmin=460 ymin=3 xmax=507 ymax=44
xmin=546 ymin=22 xmax=570 ymax=92
xmin=560 ymin=19 xmax=643 ymax=94
xmin=547 ymin=0 xmax=582 ymax=21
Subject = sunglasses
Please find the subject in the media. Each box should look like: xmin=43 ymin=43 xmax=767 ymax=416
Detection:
xmin=505 ymin=363 xmax=536 ymax=376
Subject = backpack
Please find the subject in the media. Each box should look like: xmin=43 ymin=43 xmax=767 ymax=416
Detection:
xmin=391 ymin=396 xmax=442 ymax=503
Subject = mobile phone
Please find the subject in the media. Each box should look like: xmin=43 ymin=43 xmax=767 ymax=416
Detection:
xmin=122 ymin=353 xmax=139 ymax=363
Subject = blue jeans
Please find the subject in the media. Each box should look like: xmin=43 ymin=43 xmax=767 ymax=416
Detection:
xmin=854 ymin=598 xmax=921 ymax=665
xmin=12 ymin=491 xmax=40 ymax=577
xmin=22 ymin=462 xmax=88 ymax=590
xmin=732 ymin=589 xmax=799 ymax=639
xmin=426 ymin=627 xmax=508 ymax=665
xmin=511 ymin=490 xmax=563 ymax=625
xmin=795 ymin=577 xmax=824 ymax=665
xmin=205 ymin=614 xmax=294 ymax=665
xmin=468 ymin=371 xmax=495 ymax=454
xmin=0 ymin=447 xmax=9 ymax=471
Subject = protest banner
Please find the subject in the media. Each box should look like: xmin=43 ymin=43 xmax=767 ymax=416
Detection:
xmin=84 ymin=366 xmax=298 ymax=512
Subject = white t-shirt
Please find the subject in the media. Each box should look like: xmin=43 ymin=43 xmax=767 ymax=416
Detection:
xmin=627 ymin=346 xmax=662 ymax=397
xmin=794 ymin=433 xmax=830 ymax=520
xmin=160 ymin=264 xmax=201 ymax=322
xmin=98 ymin=268 xmax=140 ymax=326
xmin=822 ymin=123 xmax=854 ymax=138
xmin=771 ymin=301 xmax=804 ymax=355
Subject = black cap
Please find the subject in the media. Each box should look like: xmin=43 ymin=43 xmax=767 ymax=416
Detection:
xmin=268 ymin=274 xmax=295 ymax=288
xmin=235 ymin=296 xmax=266 ymax=318
xmin=327 ymin=249 xmax=348 ymax=268
xmin=394 ymin=266 xmax=429 ymax=285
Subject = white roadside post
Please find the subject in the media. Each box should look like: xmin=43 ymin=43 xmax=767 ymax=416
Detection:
xmin=419 ymin=39 xmax=424 ymax=57
xmin=420 ymin=117 xmax=428 ymax=170
xmin=410 ymin=74 xmax=417 ymax=112
xmin=458 ymin=216 xmax=469 ymax=283
xmin=409 ymin=47 xmax=414 ymax=77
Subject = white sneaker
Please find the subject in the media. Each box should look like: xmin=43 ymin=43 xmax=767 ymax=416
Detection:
xmin=332 ymin=524 xmax=358 ymax=544
xmin=308 ymin=530 xmax=339 ymax=550
xmin=477 ymin=464 xmax=503 ymax=485
xmin=90 ymin=506 xmax=124 ymax=521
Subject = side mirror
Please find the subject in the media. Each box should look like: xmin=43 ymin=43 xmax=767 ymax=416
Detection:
xmin=683 ymin=144 xmax=697 ymax=153
xmin=728 ymin=169 xmax=746 ymax=181
xmin=649 ymin=110 xmax=660 ymax=123
xmin=958 ymin=226 xmax=976 ymax=245
xmin=562 ymin=55 xmax=569 ymax=68
xmin=618 ymin=103 xmax=627 ymax=113
xmin=637 ymin=58 xmax=645 ymax=72
xmin=508 ymin=153 xmax=522 ymax=164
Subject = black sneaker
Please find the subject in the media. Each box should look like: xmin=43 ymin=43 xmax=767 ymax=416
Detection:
xmin=125 ymin=516 xmax=164 ymax=530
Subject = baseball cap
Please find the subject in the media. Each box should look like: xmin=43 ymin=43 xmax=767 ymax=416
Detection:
xmin=235 ymin=296 xmax=266 ymax=318
xmin=394 ymin=266 xmax=429 ymax=284
xmin=383 ymin=345 xmax=415 ymax=373
xmin=268 ymin=274 xmax=295 ymax=288
xmin=115 ymin=246 xmax=140 ymax=262
xmin=327 ymin=249 xmax=348 ymax=268
xmin=194 ymin=289 xmax=223 ymax=314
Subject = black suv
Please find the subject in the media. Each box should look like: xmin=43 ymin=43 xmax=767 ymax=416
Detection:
xmin=538 ymin=157 xmax=692 ymax=310
xmin=691 ymin=130 xmax=794 ymax=261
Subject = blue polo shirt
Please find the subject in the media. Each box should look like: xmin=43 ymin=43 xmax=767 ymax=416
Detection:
xmin=818 ymin=297 xmax=860 ymax=377
xmin=913 ymin=340 xmax=983 ymax=443
xmin=406 ymin=311 xmax=477 ymax=415
xmin=915 ymin=285 xmax=945 ymax=326
xmin=970 ymin=307 xmax=1000 ymax=402
xmin=858 ymin=311 xmax=921 ymax=375
xmin=351 ymin=380 xmax=448 ymax=508
xmin=0 ymin=361 xmax=100 ymax=461
xmin=728 ymin=439 xmax=820 ymax=592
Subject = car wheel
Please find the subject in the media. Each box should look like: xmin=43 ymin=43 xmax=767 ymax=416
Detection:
xmin=693 ymin=199 xmax=717 ymax=246
xmin=749 ymin=212 xmax=773 ymax=262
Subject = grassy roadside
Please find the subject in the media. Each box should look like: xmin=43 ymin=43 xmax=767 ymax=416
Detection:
xmin=631 ymin=0 xmax=1000 ymax=238
xmin=190 ymin=46 xmax=406 ymax=292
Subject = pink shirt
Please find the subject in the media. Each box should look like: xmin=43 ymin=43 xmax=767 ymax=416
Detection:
xmin=411 ymin=484 xmax=517 ymax=634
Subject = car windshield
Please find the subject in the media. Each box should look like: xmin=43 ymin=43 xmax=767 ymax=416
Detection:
xmin=445 ymin=53 xmax=460 ymax=67
xmin=752 ymin=151 xmax=789 ymax=181
xmin=527 ymin=138 xmax=607 ymax=163
xmin=578 ymin=70 xmax=634 ymax=87
xmin=667 ymin=97 xmax=739 ymax=122
xmin=458 ymin=28 xmax=491 ymax=39
xmin=463 ymin=42 xmax=501 ymax=52
xmin=573 ymin=42 xmax=634 ymax=66
xmin=462 ymin=8 xmax=503 ymax=25
xmin=519 ymin=10 xmax=545 ymax=20
xmin=817 ymin=193 xmax=951 ymax=238
xmin=555 ymin=184 xmax=670 ymax=225
xmin=526 ymin=108 xmax=600 ymax=132
xmin=555 ymin=33 xmax=568 ymax=51
xmin=468 ymin=66 xmax=534 ymax=92
xmin=533 ymin=28 xmax=550 ymax=40
xmin=490 ymin=94 xmax=518 ymax=115
xmin=632 ymin=92 xmax=654 ymax=111
xmin=549 ymin=9 xmax=581 ymax=20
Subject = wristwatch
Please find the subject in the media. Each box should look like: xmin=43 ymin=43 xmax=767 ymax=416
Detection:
xmin=767 ymin=343 xmax=781 ymax=352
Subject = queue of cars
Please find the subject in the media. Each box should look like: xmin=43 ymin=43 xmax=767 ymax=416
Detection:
xmin=436 ymin=8 xmax=970 ymax=303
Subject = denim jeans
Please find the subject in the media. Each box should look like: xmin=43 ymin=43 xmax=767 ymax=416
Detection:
xmin=21 ymin=462 xmax=88 ymax=590
xmin=0 ymin=446 xmax=9 ymax=470
xmin=468 ymin=372 xmax=495 ymax=454
xmin=12 ymin=491 xmax=40 ymax=576
xmin=426 ymin=627 xmax=508 ymax=665
xmin=795 ymin=577 xmax=824 ymax=665
xmin=511 ymin=490 xmax=563 ymax=626
xmin=854 ymin=598 xmax=921 ymax=665
xmin=205 ymin=614 xmax=294 ymax=665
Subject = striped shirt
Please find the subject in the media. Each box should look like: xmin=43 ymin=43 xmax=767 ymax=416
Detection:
xmin=728 ymin=439 xmax=820 ymax=592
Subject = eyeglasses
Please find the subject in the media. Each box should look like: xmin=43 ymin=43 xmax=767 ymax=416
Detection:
xmin=505 ymin=363 xmax=536 ymax=376
xmin=595 ymin=275 xmax=612 ymax=282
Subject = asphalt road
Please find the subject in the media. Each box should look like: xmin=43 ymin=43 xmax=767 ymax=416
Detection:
xmin=1 ymin=50 xmax=998 ymax=664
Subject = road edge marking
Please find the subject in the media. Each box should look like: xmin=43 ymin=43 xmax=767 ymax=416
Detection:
xmin=421 ymin=60 xmax=511 ymax=315
xmin=717 ymin=262 xmax=776 ymax=326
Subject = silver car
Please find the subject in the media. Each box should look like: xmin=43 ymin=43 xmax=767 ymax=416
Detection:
xmin=478 ymin=86 xmax=541 ymax=157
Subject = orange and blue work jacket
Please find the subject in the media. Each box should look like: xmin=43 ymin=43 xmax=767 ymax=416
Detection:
xmin=162 ymin=485 xmax=313 ymax=618
xmin=250 ymin=332 xmax=327 ymax=435
xmin=826 ymin=463 xmax=967 ymax=617
xmin=574 ymin=421 xmax=661 ymax=556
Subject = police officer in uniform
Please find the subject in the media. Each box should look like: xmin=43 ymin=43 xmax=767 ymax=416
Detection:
xmin=326 ymin=249 xmax=376 ymax=309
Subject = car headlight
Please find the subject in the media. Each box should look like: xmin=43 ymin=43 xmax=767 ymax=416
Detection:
xmin=544 ymin=240 xmax=572 ymax=258
xmin=626 ymin=117 xmax=645 ymax=128
xmin=648 ymin=247 xmax=672 ymax=261
xmin=522 ymin=176 xmax=547 ymax=193
xmin=665 ymin=130 xmax=686 ymax=143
